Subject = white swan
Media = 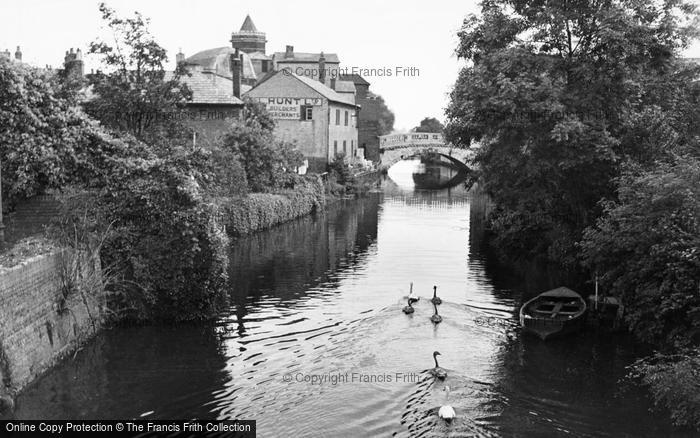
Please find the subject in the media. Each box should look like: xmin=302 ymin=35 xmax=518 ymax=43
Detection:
xmin=430 ymin=285 xmax=442 ymax=305
xmin=430 ymin=351 xmax=447 ymax=380
xmin=438 ymin=386 xmax=456 ymax=422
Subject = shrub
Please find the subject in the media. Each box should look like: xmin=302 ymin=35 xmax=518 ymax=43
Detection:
xmin=629 ymin=350 xmax=700 ymax=430
xmin=54 ymin=151 xmax=230 ymax=322
xmin=220 ymin=177 xmax=325 ymax=235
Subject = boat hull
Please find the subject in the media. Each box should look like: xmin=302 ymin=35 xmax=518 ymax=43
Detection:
xmin=519 ymin=287 xmax=587 ymax=340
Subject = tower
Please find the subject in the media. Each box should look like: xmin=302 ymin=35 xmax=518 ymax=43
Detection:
xmin=63 ymin=48 xmax=84 ymax=80
xmin=230 ymin=15 xmax=266 ymax=54
xmin=14 ymin=46 xmax=22 ymax=62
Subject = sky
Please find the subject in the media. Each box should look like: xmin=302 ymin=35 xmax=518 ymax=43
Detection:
xmin=1 ymin=0 xmax=699 ymax=131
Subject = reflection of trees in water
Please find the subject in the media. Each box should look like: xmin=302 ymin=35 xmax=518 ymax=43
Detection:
xmin=483 ymin=330 xmax=672 ymax=438
xmin=10 ymin=324 xmax=228 ymax=420
xmin=228 ymin=195 xmax=380 ymax=307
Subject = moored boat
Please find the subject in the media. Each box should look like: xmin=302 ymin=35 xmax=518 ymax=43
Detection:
xmin=519 ymin=287 xmax=587 ymax=340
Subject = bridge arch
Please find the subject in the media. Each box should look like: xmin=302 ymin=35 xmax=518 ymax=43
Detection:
xmin=378 ymin=133 xmax=473 ymax=170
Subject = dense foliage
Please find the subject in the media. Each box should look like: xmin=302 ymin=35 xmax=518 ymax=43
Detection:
xmin=221 ymin=99 xmax=304 ymax=192
xmin=629 ymin=349 xmax=700 ymax=429
xmin=368 ymin=92 xmax=395 ymax=135
xmin=446 ymin=0 xmax=700 ymax=266
xmin=413 ymin=117 xmax=445 ymax=133
xmin=220 ymin=177 xmax=325 ymax=235
xmin=0 ymin=57 xmax=95 ymax=206
xmin=581 ymin=160 xmax=700 ymax=347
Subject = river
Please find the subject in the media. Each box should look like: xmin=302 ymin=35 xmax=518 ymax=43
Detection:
xmin=6 ymin=160 xmax=693 ymax=437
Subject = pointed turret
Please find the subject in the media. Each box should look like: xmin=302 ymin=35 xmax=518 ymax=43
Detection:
xmin=231 ymin=15 xmax=266 ymax=54
xmin=240 ymin=15 xmax=258 ymax=32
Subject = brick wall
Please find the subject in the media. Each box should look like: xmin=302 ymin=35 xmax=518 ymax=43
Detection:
xmin=0 ymin=250 xmax=104 ymax=405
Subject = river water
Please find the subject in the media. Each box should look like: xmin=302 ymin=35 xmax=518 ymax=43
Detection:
xmin=7 ymin=161 xmax=693 ymax=437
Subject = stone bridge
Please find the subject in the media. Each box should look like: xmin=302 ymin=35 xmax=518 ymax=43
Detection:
xmin=378 ymin=132 xmax=474 ymax=169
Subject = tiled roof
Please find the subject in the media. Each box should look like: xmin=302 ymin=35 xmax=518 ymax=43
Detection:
xmin=273 ymin=52 xmax=340 ymax=63
xmin=240 ymin=15 xmax=258 ymax=32
xmin=334 ymin=80 xmax=356 ymax=94
xmin=166 ymin=70 xmax=245 ymax=105
xmin=339 ymin=73 xmax=370 ymax=86
xmin=291 ymin=73 xmax=356 ymax=106
xmin=184 ymin=47 xmax=257 ymax=80
xmin=248 ymin=51 xmax=271 ymax=60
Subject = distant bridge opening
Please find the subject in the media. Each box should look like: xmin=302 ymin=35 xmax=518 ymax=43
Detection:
xmin=378 ymin=132 xmax=474 ymax=170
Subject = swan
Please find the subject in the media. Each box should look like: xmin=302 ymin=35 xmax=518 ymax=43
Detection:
xmin=430 ymin=351 xmax=447 ymax=380
xmin=430 ymin=285 xmax=442 ymax=305
xmin=403 ymin=297 xmax=415 ymax=314
xmin=438 ymin=386 xmax=456 ymax=422
xmin=430 ymin=302 xmax=442 ymax=324
xmin=408 ymin=282 xmax=419 ymax=305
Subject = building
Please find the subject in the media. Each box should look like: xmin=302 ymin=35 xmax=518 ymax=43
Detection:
xmin=1 ymin=46 xmax=23 ymax=62
xmin=341 ymin=74 xmax=383 ymax=162
xmin=272 ymin=47 xmax=340 ymax=88
xmin=245 ymin=69 xmax=359 ymax=172
xmin=169 ymin=43 xmax=260 ymax=146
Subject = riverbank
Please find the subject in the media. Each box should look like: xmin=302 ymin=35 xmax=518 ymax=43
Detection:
xmin=0 ymin=247 xmax=105 ymax=413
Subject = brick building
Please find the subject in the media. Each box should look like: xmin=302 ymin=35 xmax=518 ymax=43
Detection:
xmin=245 ymin=70 xmax=359 ymax=172
xmin=341 ymin=74 xmax=383 ymax=162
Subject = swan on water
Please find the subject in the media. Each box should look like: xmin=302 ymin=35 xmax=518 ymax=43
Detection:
xmin=430 ymin=285 xmax=442 ymax=305
xmin=438 ymin=386 xmax=456 ymax=422
xmin=430 ymin=351 xmax=447 ymax=380
xmin=403 ymin=297 xmax=415 ymax=314
xmin=431 ymin=302 xmax=442 ymax=324
xmin=408 ymin=282 xmax=419 ymax=305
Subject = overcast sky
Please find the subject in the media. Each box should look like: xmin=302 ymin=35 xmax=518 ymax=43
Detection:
xmin=1 ymin=0 xmax=699 ymax=131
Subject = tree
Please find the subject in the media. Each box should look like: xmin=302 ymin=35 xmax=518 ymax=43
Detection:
xmin=85 ymin=3 xmax=192 ymax=145
xmin=221 ymin=99 xmax=304 ymax=192
xmin=413 ymin=117 xmax=445 ymax=133
xmin=446 ymin=0 xmax=700 ymax=265
xmin=369 ymin=92 xmax=395 ymax=135
xmin=581 ymin=159 xmax=700 ymax=347
xmin=0 ymin=56 xmax=111 ymax=206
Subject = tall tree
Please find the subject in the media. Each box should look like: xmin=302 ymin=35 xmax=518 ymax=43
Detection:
xmin=446 ymin=0 xmax=700 ymax=265
xmin=414 ymin=117 xmax=445 ymax=133
xmin=85 ymin=3 xmax=191 ymax=144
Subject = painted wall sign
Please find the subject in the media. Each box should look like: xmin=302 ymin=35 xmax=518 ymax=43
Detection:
xmin=253 ymin=97 xmax=322 ymax=120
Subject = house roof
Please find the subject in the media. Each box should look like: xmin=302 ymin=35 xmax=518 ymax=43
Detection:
xmin=240 ymin=15 xmax=258 ymax=32
xmin=273 ymin=52 xmax=340 ymax=63
xmin=166 ymin=69 xmax=249 ymax=105
xmin=247 ymin=51 xmax=271 ymax=60
xmin=334 ymin=80 xmax=356 ymax=94
xmin=339 ymin=73 xmax=370 ymax=86
xmin=184 ymin=47 xmax=257 ymax=80
xmin=287 ymin=71 xmax=356 ymax=106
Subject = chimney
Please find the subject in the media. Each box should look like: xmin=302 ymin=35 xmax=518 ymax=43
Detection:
xmin=318 ymin=52 xmax=326 ymax=84
xmin=176 ymin=48 xmax=185 ymax=64
xmin=14 ymin=46 xmax=22 ymax=62
xmin=231 ymin=49 xmax=242 ymax=99
xmin=285 ymin=45 xmax=294 ymax=59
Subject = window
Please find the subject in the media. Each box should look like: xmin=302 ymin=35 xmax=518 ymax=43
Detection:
xmin=344 ymin=111 xmax=349 ymax=126
xmin=351 ymin=140 xmax=354 ymax=156
xmin=343 ymin=140 xmax=347 ymax=155
xmin=335 ymin=109 xmax=340 ymax=125
xmin=261 ymin=60 xmax=269 ymax=73
xmin=334 ymin=140 xmax=338 ymax=156
xmin=301 ymin=105 xmax=313 ymax=121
